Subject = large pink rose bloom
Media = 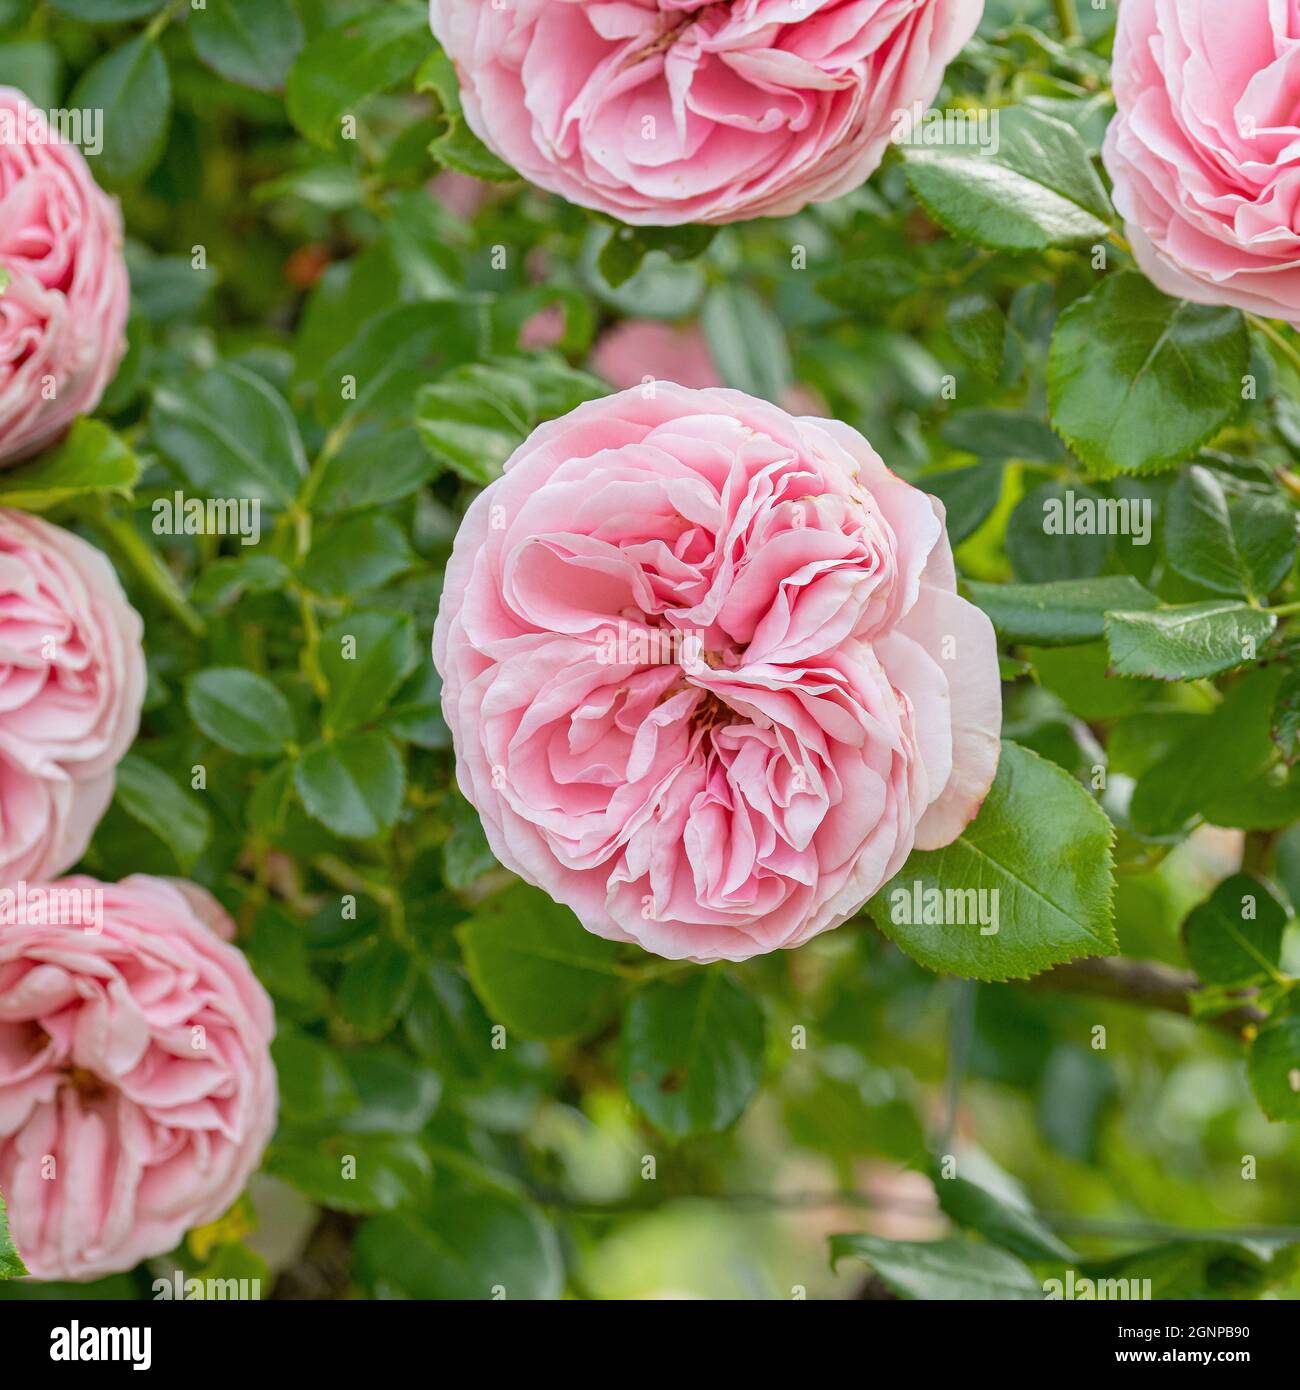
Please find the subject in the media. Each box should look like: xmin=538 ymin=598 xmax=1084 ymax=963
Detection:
xmin=1104 ymin=0 xmax=1300 ymax=322
xmin=429 ymin=0 xmax=985 ymax=225
xmin=433 ymin=385 xmax=1000 ymax=963
xmin=0 ymin=876 xmax=277 ymax=1281
xmin=0 ymin=87 xmax=130 ymax=464
xmin=0 ymin=510 xmax=146 ymax=882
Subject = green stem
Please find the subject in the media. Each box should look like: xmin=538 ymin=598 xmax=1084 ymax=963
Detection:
xmin=1052 ymin=0 xmax=1082 ymax=42
xmin=144 ymin=0 xmax=186 ymax=42
xmin=1248 ymin=312 xmax=1300 ymax=379
xmin=90 ymin=502 xmax=205 ymax=638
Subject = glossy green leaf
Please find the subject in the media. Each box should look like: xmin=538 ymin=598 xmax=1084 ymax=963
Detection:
xmin=871 ymin=741 xmax=1116 ymax=981
xmin=1049 ymin=273 xmax=1249 ymax=476
xmin=457 ymin=883 xmax=623 ymax=1041
xmin=621 ymin=973 xmax=766 ymax=1139
xmin=186 ymin=668 xmax=295 ymax=758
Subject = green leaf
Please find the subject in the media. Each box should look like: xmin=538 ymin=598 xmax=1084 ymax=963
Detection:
xmin=1165 ymin=465 xmax=1296 ymax=601
xmin=967 ymin=576 xmax=1157 ymax=646
xmin=320 ymin=610 xmax=418 ymax=736
xmin=1006 ymin=481 xmax=1112 ymax=582
xmin=271 ymin=1026 xmax=358 ymax=1125
xmin=830 ymin=1234 xmax=1042 ymax=1300
xmin=0 ymin=1194 xmax=25 ymax=1280
xmin=48 ymin=0 xmax=162 ymax=17
xmin=620 ymin=973 xmax=766 ymax=1140
xmin=457 ymin=883 xmax=623 ymax=1041
xmin=337 ymin=939 xmax=416 ymax=1040
xmin=939 ymin=408 xmax=1064 ymax=464
xmin=1105 ymin=601 xmax=1276 ymax=681
xmin=932 ymin=1170 xmax=1076 ymax=1263
xmin=598 ymin=224 xmax=717 ymax=290
xmin=70 ymin=34 xmax=171 ymax=186
xmin=286 ymin=5 xmax=431 ymax=149
xmin=1182 ymin=873 xmax=1287 ymax=988
xmin=295 ymin=733 xmax=405 ymax=840
xmin=0 ymin=419 xmax=139 ymax=511
xmin=190 ymin=0 xmax=304 ymax=92
xmin=902 ymin=106 xmax=1111 ymax=252
xmin=946 ymin=292 xmax=1006 ymax=374
xmin=300 ymin=513 xmax=416 ymax=597
xmin=1248 ymin=1012 xmax=1300 ymax=1122
xmin=336 ymin=1048 xmax=441 ymax=1136
xmin=701 ymin=284 xmax=792 ymax=402
xmin=1048 ymin=273 xmax=1249 ymax=476
xmin=152 ymin=362 xmax=308 ymax=510
xmin=1131 ymin=668 xmax=1283 ymax=836
xmin=442 ymin=792 xmax=499 ymax=892
xmin=416 ymin=48 xmax=517 ymax=183
xmin=315 ymin=299 xmax=487 ymax=431
xmin=266 ymin=1134 xmax=431 ymax=1214
xmin=870 ymin=741 xmax=1116 ymax=982
xmin=113 ymin=754 xmax=212 ymax=872
xmin=415 ymin=359 xmax=604 ymax=485
xmin=186 ymin=668 xmax=295 ymax=759
xmin=355 ymin=1198 xmax=563 ymax=1300
xmin=404 ymin=963 xmax=495 ymax=1077
xmin=1080 ymin=1239 xmax=1298 ymax=1299
xmin=920 ymin=462 xmax=1004 ymax=544
xmin=1272 ymin=668 xmax=1300 ymax=764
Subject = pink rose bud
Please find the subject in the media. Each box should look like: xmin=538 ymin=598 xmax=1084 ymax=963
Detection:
xmin=0 ymin=876 xmax=277 ymax=1281
xmin=429 ymin=0 xmax=986 ymax=225
xmin=0 ymin=87 xmax=130 ymax=465
xmin=1104 ymin=0 xmax=1300 ymax=323
xmin=0 ymin=510 xmax=146 ymax=882
xmin=432 ymin=384 xmax=1001 ymax=964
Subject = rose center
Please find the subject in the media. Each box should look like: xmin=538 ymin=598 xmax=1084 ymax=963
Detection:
xmin=63 ymin=1066 xmax=110 ymax=1104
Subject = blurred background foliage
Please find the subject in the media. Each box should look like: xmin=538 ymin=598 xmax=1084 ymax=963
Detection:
xmin=2 ymin=0 xmax=1300 ymax=1301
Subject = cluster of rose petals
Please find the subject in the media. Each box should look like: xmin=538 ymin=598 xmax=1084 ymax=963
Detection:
xmin=0 ymin=87 xmax=130 ymax=464
xmin=0 ymin=875 xmax=277 ymax=1281
xmin=433 ymin=384 xmax=1001 ymax=963
xmin=1104 ymin=0 xmax=1300 ymax=322
xmin=0 ymin=509 xmax=146 ymax=883
xmin=429 ymin=0 xmax=986 ymax=225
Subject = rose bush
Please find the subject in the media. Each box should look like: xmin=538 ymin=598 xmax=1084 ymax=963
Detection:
xmin=0 ymin=510 xmax=145 ymax=884
xmin=0 ymin=875 xmax=276 ymax=1282
xmin=0 ymin=0 xmax=1298 ymax=1306
xmin=0 ymin=88 xmax=129 ymax=464
xmin=434 ymin=384 xmax=998 ymax=962
xmin=1104 ymin=0 xmax=1300 ymax=322
xmin=429 ymin=0 xmax=985 ymax=224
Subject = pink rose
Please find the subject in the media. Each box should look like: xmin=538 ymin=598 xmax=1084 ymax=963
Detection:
xmin=0 ymin=510 xmax=146 ymax=882
xmin=0 ymin=88 xmax=130 ymax=465
xmin=1104 ymin=0 xmax=1300 ymax=322
xmin=0 ymin=875 xmax=277 ymax=1281
xmin=429 ymin=0 xmax=985 ymax=226
xmin=433 ymin=384 xmax=1000 ymax=963
xmin=592 ymin=319 xmax=723 ymax=391
xmin=590 ymin=317 xmax=829 ymax=414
